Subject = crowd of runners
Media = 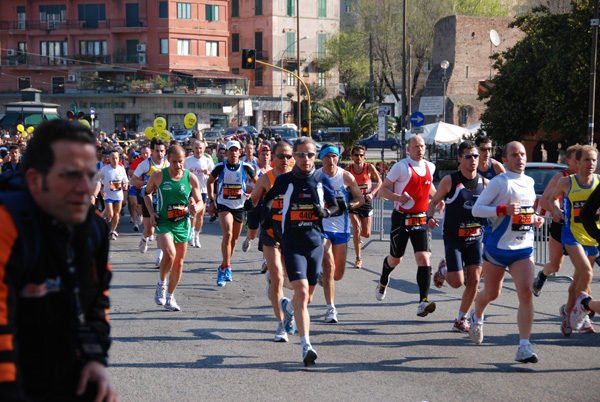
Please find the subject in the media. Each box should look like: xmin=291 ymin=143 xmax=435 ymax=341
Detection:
xmin=3 ymin=127 xmax=600 ymax=368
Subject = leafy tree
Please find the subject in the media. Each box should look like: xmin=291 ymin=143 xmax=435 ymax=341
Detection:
xmin=312 ymin=99 xmax=380 ymax=158
xmin=480 ymin=2 xmax=594 ymax=145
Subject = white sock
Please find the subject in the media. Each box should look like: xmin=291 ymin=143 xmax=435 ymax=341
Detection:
xmin=192 ymin=229 xmax=197 ymax=237
xmin=458 ymin=311 xmax=466 ymax=320
xmin=300 ymin=336 xmax=310 ymax=348
xmin=157 ymin=249 xmax=163 ymax=259
xmin=142 ymin=235 xmax=148 ymax=241
xmin=519 ymin=339 xmax=530 ymax=347
xmin=441 ymin=266 xmax=447 ymax=277
xmin=327 ymin=304 xmax=335 ymax=310
xmin=166 ymin=292 xmax=173 ymax=299
xmin=158 ymin=280 xmax=166 ymax=286
xmin=473 ymin=313 xmax=484 ymax=324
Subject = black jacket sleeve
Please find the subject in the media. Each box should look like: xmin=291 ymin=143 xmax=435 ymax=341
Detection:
xmin=581 ymin=184 xmax=600 ymax=242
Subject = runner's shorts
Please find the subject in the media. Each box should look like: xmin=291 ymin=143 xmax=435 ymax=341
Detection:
xmin=349 ymin=199 xmax=373 ymax=218
xmin=444 ymin=238 xmax=483 ymax=272
xmin=216 ymin=203 xmax=245 ymax=223
xmin=483 ymin=244 xmax=533 ymax=268
xmin=156 ymin=217 xmax=192 ymax=244
xmin=281 ymin=240 xmax=324 ymax=285
xmin=390 ymin=210 xmax=430 ymax=258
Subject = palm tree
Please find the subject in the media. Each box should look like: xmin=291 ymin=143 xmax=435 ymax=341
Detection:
xmin=312 ymin=98 xmax=378 ymax=159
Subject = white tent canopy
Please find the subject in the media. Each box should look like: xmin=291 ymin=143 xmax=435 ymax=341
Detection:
xmin=405 ymin=121 xmax=471 ymax=144
xmin=466 ymin=122 xmax=485 ymax=135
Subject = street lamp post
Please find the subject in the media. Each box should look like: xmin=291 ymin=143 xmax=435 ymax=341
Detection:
xmin=441 ymin=60 xmax=449 ymax=123
xmin=280 ymin=36 xmax=307 ymax=125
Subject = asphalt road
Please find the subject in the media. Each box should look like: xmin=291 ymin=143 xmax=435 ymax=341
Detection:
xmin=107 ymin=203 xmax=600 ymax=402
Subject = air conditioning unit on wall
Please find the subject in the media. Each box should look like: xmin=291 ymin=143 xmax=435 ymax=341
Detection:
xmin=136 ymin=44 xmax=146 ymax=52
xmin=137 ymin=53 xmax=147 ymax=64
xmin=7 ymin=60 xmax=19 ymax=66
xmin=68 ymin=74 xmax=76 ymax=82
xmin=7 ymin=49 xmax=17 ymax=56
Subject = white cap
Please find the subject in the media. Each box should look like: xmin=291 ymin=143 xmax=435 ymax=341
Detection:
xmin=226 ymin=140 xmax=241 ymax=150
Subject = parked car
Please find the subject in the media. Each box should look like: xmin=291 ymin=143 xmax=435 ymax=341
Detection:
xmin=173 ymin=128 xmax=194 ymax=142
xmin=240 ymin=125 xmax=258 ymax=136
xmin=312 ymin=130 xmax=338 ymax=142
xmin=524 ymin=162 xmax=566 ymax=197
xmin=357 ymin=134 xmax=400 ymax=151
xmin=222 ymin=127 xmax=249 ymax=141
xmin=203 ymin=130 xmax=223 ymax=148
xmin=262 ymin=126 xmax=298 ymax=141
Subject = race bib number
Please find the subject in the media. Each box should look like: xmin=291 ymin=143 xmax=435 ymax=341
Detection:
xmin=405 ymin=213 xmax=427 ymax=228
xmin=223 ymin=184 xmax=242 ymax=200
xmin=290 ymin=205 xmax=319 ymax=228
xmin=290 ymin=210 xmax=317 ymax=221
xmin=109 ymin=180 xmax=122 ymax=191
xmin=167 ymin=204 xmax=189 ymax=222
xmin=458 ymin=222 xmax=482 ymax=240
xmin=512 ymin=206 xmax=534 ymax=232
xmin=358 ymin=184 xmax=369 ymax=194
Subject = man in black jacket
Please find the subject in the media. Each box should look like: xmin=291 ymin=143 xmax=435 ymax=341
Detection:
xmin=0 ymin=119 xmax=118 ymax=401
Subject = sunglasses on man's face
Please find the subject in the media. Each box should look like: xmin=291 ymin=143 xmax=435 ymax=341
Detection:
xmin=294 ymin=152 xmax=316 ymax=158
xmin=275 ymin=153 xmax=293 ymax=160
xmin=353 ymin=153 xmax=365 ymax=157
xmin=462 ymin=154 xmax=479 ymax=159
xmin=479 ymin=147 xmax=492 ymax=152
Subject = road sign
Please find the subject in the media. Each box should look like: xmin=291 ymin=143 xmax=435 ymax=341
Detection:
xmin=378 ymin=106 xmax=390 ymax=116
xmin=329 ymin=127 xmax=350 ymax=133
xmin=378 ymin=116 xmax=387 ymax=141
xmin=411 ymin=126 xmax=423 ymax=134
xmin=410 ymin=111 xmax=425 ymax=127
xmin=90 ymin=107 xmax=95 ymax=117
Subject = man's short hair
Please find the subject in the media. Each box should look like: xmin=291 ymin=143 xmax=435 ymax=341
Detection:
xmin=109 ymin=149 xmax=119 ymax=156
xmin=351 ymin=145 xmax=366 ymax=154
xmin=293 ymin=136 xmax=316 ymax=152
xmin=576 ymin=144 xmax=598 ymax=161
xmin=502 ymin=141 xmax=522 ymax=158
xmin=458 ymin=141 xmax=477 ymax=157
xmin=7 ymin=144 xmax=19 ymax=152
xmin=168 ymin=144 xmax=185 ymax=158
xmin=22 ymin=120 xmax=95 ymax=174
xmin=150 ymin=138 xmax=168 ymax=150
xmin=475 ymin=136 xmax=492 ymax=147
xmin=272 ymin=140 xmax=291 ymax=154
xmin=566 ymin=145 xmax=580 ymax=159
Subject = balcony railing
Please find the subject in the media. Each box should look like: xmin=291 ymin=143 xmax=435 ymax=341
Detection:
xmin=0 ymin=54 xmax=150 ymax=67
xmin=0 ymin=18 xmax=148 ymax=31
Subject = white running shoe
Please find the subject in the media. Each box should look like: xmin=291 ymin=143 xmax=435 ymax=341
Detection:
xmin=515 ymin=342 xmax=538 ymax=363
xmin=375 ymin=282 xmax=387 ymax=301
xmin=154 ymin=283 xmax=166 ymax=305
xmin=242 ymin=237 xmax=252 ymax=252
xmin=154 ymin=254 xmax=162 ymax=269
xmin=189 ymin=235 xmax=196 ymax=248
xmin=570 ymin=291 xmax=592 ymax=331
xmin=110 ymin=232 xmax=117 ymax=240
xmin=324 ymin=307 xmax=338 ymax=323
xmin=139 ymin=237 xmax=148 ymax=254
xmin=137 ymin=215 xmax=143 ymax=226
xmin=194 ymin=232 xmax=201 ymax=248
xmin=164 ymin=296 xmax=181 ymax=311
xmin=274 ymin=322 xmax=288 ymax=342
xmin=469 ymin=309 xmax=484 ymax=345
xmin=133 ymin=223 xmax=139 ymax=232
xmin=417 ymin=299 xmax=436 ymax=317
xmin=302 ymin=344 xmax=318 ymax=367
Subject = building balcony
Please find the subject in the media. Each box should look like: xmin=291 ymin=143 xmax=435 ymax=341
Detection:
xmin=0 ymin=18 xmax=148 ymax=32
xmin=1 ymin=54 xmax=148 ymax=68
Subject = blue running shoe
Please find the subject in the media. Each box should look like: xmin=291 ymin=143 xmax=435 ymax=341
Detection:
xmin=217 ymin=267 xmax=226 ymax=287
xmin=224 ymin=266 xmax=232 ymax=282
xmin=302 ymin=344 xmax=318 ymax=366
xmin=280 ymin=297 xmax=295 ymax=334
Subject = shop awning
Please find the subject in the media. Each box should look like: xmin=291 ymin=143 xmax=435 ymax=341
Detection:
xmin=0 ymin=114 xmax=19 ymax=127
xmin=45 ymin=114 xmax=60 ymax=120
xmin=173 ymin=70 xmax=247 ymax=80
xmin=24 ymin=114 xmax=43 ymax=125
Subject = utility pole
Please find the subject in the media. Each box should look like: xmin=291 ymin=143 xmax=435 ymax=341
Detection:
xmin=296 ymin=3 xmax=301 ymax=129
xmin=369 ymin=33 xmax=374 ymax=104
xmin=587 ymin=0 xmax=599 ymax=145
xmin=401 ymin=0 xmax=407 ymax=159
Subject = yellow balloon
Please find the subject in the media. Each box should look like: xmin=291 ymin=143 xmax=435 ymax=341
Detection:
xmin=78 ymin=119 xmax=91 ymax=128
xmin=22 ymin=131 xmax=28 ymax=137
xmin=144 ymin=127 xmax=157 ymax=139
xmin=154 ymin=117 xmax=167 ymax=132
xmin=27 ymin=126 xmax=34 ymax=133
xmin=17 ymin=124 xmax=25 ymax=132
xmin=159 ymin=130 xmax=171 ymax=141
xmin=184 ymin=113 xmax=197 ymax=129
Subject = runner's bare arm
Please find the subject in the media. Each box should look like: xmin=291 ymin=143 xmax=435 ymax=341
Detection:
xmin=427 ymin=175 xmax=451 ymax=229
xmin=367 ymin=163 xmax=382 ymax=200
xmin=188 ymin=173 xmax=202 ymax=215
xmin=343 ymin=172 xmax=365 ymax=210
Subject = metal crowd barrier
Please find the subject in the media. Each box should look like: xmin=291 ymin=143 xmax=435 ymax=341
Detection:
xmin=362 ymin=197 xmax=389 ymax=249
xmin=533 ymin=216 xmax=573 ymax=281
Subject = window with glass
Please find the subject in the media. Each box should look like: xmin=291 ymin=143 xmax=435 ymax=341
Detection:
xmin=78 ymin=4 xmax=106 ymax=28
xmin=317 ymin=68 xmax=326 ymax=87
xmin=17 ymin=7 xmax=26 ymax=30
xmin=232 ymin=68 xmax=240 ymax=75
xmin=232 ymin=34 xmax=240 ymax=53
xmin=345 ymin=1 xmax=351 ymax=13
xmin=160 ymin=39 xmax=169 ymax=54
xmin=206 ymin=5 xmax=219 ymax=21
xmin=286 ymin=32 xmax=296 ymax=58
xmin=39 ymin=5 xmax=66 ymax=22
xmin=17 ymin=42 xmax=27 ymax=64
xmin=177 ymin=39 xmax=191 ymax=55
xmin=41 ymin=41 xmax=68 ymax=65
xmin=255 ymin=0 xmax=262 ymax=16
xmin=206 ymin=41 xmax=218 ymax=57
xmin=159 ymin=2 xmax=168 ymax=18
xmin=287 ymin=66 xmax=296 ymax=86
xmin=52 ymin=76 xmax=65 ymax=94
xmin=18 ymin=77 xmax=31 ymax=90
xmin=231 ymin=0 xmax=239 ymax=17
xmin=177 ymin=3 xmax=191 ymax=19
xmin=318 ymin=33 xmax=326 ymax=60
xmin=287 ymin=0 xmax=295 ymax=16
xmin=255 ymin=67 xmax=263 ymax=87
xmin=318 ymin=0 xmax=327 ymax=18
xmin=79 ymin=40 xmax=107 ymax=56
xmin=255 ymin=31 xmax=263 ymax=58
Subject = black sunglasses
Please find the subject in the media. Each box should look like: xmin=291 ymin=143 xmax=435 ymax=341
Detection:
xmin=479 ymin=147 xmax=492 ymax=152
xmin=463 ymin=154 xmax=479 ymax=159
xmin=353 ymin=153 xmax=365 ymax=157
xmin=275 ymin=153 xmax=293 ymax=160
xmin=294 ymin=152 xmax=316 ymax=158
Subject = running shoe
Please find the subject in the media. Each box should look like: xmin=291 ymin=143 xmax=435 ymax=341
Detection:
xmin=133 ymin=223 xmax=139 ymax=232
xmin=417 ymin=299 xmax=436 ymax=317
xmin=194 ymin=232 xmax=201 ymax=248
xmin=560 ymin=304 xmax=572 ymax=337
xmin=318 ymin=272 xmax=324 ymax=287
xmin=209 ymin=215 xmax=217 ymax=222
xmin=139 ymin=237 xmax=148 ymax=254
xmin=433 ymin=259 xmax=446 ymax=288
xmin=375 ymin=282 xmax=387 ymax=301
xmin=302 ymin=344 xmax=318 ymax=367
xmin=274 ymin=322 xmax=288 ymax=342
xmin=110 ymin=232 xmax=117 ymax=241
xmin=280 ymin=297 xmax=296 ymax=334
xmin=260 ymin=259 xmax=268 ymax=274
xmin=164 ymin=296 xmax=181 ymax=311
xmin=189 ymin=235 xmax=196 ymax=248
xmin=129 ymin=217 xmax=134 ymax=223
xmin=515 ymin=342 xmax=538 ymax=363
xmin=452 ymin=316 xmax=470 ymax=333
xmin=570 ymin=291 xmax=592 ymax=331
xmin=154 ymin=283 xmax=166 ymax=306
xmin=217 ymin=267 xmax=226 ymax=287
xmin=154 ymin=254 xmax=162 ymax=270
xmin=242 ymin=238 xmax=252 ymax=252
xmin=324 ymin=307 xmax=338 ymax=323
xmin=137 ymin=215 xmax=143 ymax=226
xmin=224 ymin=266 xmax=233 ymax=282
xmin=149 ymin=234 xmax=155 ymax=241
xmin=580 ymin=315 xmax=595 ymax=333
xmin=354 ymin=257 xmax=363 ymax=269
xmin=532 ymin=270 xmax=547 ymax=297
xmin=469 ymin=309 xmax=483 ymax=344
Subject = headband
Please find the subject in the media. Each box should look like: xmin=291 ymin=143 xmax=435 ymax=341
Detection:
xmin=319 ymin=146 xmax=340 ymax=160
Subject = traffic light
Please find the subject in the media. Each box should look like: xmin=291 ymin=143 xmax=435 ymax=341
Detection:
xmin=301 ymin=119 xmax=309 ymax=135
xmin=242 ymin=49 xmax=256 ymax=69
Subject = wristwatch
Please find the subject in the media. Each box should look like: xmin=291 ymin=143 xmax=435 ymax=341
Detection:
xmin=207 ymin=199 xmax=214 ymax=203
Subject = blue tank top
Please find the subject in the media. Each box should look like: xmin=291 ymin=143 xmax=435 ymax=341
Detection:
xmin=443 ymin=171 xmax=486 ymax=243
xmin=477 ymin=161 xmax=497 ymax=180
